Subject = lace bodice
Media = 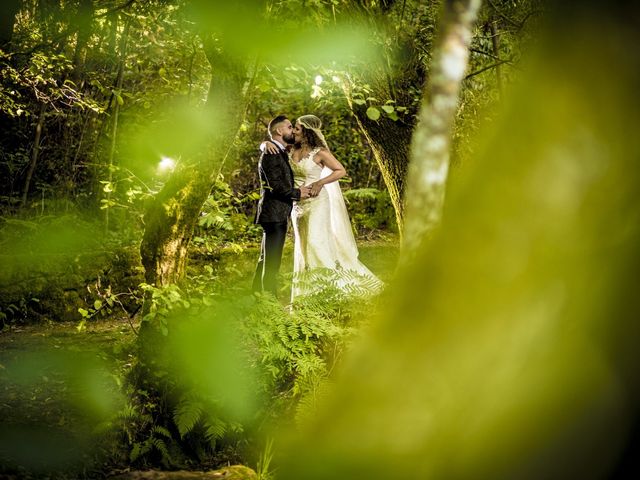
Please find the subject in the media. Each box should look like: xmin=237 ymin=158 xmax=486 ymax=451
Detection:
xmin=291 ymin=147 xmax=323 ymax=188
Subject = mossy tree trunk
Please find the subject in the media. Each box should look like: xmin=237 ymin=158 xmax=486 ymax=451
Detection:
xmin=134 ymin=25 xmax=250 ymax=429
xmin=345 ymin=58 xmax=425 ymax=236
xmin=341 ymin=1 xmax=436 ymax=238
xmin=139 ymin=41 xmax=247 ymax=288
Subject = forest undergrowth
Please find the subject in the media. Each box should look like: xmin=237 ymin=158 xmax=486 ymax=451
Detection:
xmin=0 ymin=237 xmax=398 ymax=478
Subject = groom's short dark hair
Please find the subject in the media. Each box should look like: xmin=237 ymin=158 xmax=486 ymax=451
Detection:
xmin=268 ymin=115 xmax=288 ymax=138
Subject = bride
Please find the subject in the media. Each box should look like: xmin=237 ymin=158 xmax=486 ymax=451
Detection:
xmin=266 ymin=114 xmax=382 ymax=301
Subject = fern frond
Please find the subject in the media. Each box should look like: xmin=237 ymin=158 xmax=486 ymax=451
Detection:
xmin=130 ymin=442 xmax=141 ymax=462
xmin=204 ymin=417 xmax=227 ymax=445
xmin=152 ymin=425 xmax=172 ymax=439
xmin=173 ymin=399 xmax=203 ymax=438
xmin=151 ymin=437 xmax=171 ymax=466
xmin=343 ymin=187 xmax=382 ymax=201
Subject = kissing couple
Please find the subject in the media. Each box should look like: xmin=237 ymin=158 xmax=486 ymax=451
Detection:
xmin=252 ymin=114 xmax=382 ymax=303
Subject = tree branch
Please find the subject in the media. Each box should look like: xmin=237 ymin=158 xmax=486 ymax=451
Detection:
xmin=95 ymin=0 xmax=137 ymax=18
xmin=469 ymin=47 xmax=503 ymax=62
xmin=465 ymin=58 xmax=512 ymax=79
xmin=487 ymin=0 xmax=541 ymax=32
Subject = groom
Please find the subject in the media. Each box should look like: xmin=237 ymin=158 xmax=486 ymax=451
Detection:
xmin=252 ymin=115 xmax=310 ymax=297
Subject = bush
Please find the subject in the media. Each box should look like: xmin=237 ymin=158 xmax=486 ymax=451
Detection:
xmin=343 ymin=187 xmax=398 ymax=236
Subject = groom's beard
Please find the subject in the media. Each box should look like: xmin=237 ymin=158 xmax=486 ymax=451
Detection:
xmin=283 ymin=133 xmax=295 ymax=144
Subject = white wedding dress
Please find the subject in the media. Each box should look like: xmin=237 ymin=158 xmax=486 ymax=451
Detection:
xmin=290 ymin=147 xmax=383 ymax=301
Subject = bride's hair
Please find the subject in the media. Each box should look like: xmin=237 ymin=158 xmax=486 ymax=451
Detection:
xmin=297 ymin=115 xmax=328 ymax=148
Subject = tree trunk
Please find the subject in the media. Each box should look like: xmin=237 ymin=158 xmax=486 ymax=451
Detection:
xmin=402 ymin=0 xmax=482 ymax=258
xmin=350 ymin=111 xmax=412 ymax=233
xmin=140 ymin=170 xmax=211 ymax=286
xmin=339 ymin=0 xmax=439 ymax=237
xmin=489 ymin=18 xmax=502 ymax=96
xmin=344 ymin=53 xmax=426 ymax=238
xmin=139 ymin=40 xmax=247 ymax=287
xmin=0 ymin=0 xmax=20 ymax=49
xmin=21 ymin=103 xmax=46 ymax=206
xmin=71 ymin=0 xmax=93 ymax=83
xmin=104 ymin=19 xmax=129 ymax=232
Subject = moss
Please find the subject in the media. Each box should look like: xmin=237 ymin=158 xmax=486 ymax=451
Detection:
xmin=0 ymin=245 xmax=145 ymax=324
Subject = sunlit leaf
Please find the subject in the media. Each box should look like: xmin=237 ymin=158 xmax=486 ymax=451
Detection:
xmin=366 ymin=106 xmax=381 ymax=121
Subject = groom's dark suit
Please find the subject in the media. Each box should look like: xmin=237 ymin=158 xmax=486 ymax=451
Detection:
xmin=252 ymin=145 xmax=301 ymax=296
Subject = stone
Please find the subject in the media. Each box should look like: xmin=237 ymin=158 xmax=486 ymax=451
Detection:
xmin=110 ymin=465 xmax=258 ymax=480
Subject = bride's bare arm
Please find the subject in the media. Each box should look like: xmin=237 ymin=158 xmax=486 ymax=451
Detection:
xmin=260 ymin=140 xmax=280 ymax=154
xmin=308 ymin=149 xmax=346 ymax=196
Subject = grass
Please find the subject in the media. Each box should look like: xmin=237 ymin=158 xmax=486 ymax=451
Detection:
xmin=202 ymin=232 xmax=399 ymax=300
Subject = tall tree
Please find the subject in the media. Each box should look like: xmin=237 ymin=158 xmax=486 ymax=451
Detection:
xmin=403 ymin=0 xmax=482 ymax=256
xmin=139 ymin=2 xmax=254 ymax=287
xmin=342 ymin=1 xmax=436 ymax=236
xmin=71 ymin=0 xmax=93 ymax=82
xmin=341 ymin=0 xmax=536 ymax=236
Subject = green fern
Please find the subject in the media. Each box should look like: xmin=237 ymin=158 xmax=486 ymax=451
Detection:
xmin=343 ymin=187 xmax=382 ymax=201
xmin=150 ymin=437 xmax=171 ymax=466
xmin=203 ymin=416 xmax=227 ymax=449
xmin=295 ymin=380 xmax=333 ymax=428
xmin=173 ymin=398 xmax=203 ymax=438
xmin=129 ymin=442 xmax=142 ymax=462
xmin=152 ymin=425 xmax=172 ymax=439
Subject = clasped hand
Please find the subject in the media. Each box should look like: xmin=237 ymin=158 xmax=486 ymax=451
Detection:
xmin=299 ymin=186 xmax=311 ymax=199
xmin=299 ymin=183 xmax=322 ymax=200
xmin=308 ymin=182 xmax=323 ymax=197
xmin=299 ymin=183 xmax=322 ymax=199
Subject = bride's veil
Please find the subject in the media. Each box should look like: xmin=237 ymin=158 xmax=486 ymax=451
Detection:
xmin=320 ymin=166 xmax=360 ymax=260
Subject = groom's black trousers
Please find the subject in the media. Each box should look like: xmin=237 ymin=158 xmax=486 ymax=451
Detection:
xmin=252 ymin=221 xmax=288 ymax=296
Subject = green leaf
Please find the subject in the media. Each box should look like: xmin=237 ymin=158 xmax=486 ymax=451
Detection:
xmin=366 ymin=107 xmax=381 ymax=121
xmin=153 ymin=426 xmax=172 ymax=439
xmin=204 ymin=417 xmax=227 ymax=444
xmin=94 ymin=300 xmax=102 ymax=310
xmin=174 ymin=400 xmax=203 ymax=438
xmin=353 ymin=98 xmax=366 ymax=106
xmin=130 ymin=443 xmax=141 ymax=462
xmin=381 ymin=105 xmax=395 ymax=114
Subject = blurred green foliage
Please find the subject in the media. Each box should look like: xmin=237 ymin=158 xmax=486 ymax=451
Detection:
xmin=0 ymin=347 xmax=124 ymax=475
xmin=274 ymin=5 xmax=640 ymax=480
xmin=0 ymin=0 xmax=567 ymax=477
xmin=115 ymin=263 xmax=380 ymax=468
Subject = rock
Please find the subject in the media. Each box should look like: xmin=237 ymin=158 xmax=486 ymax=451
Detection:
xmin=110 ymin=465 xmax=258 ymax=480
